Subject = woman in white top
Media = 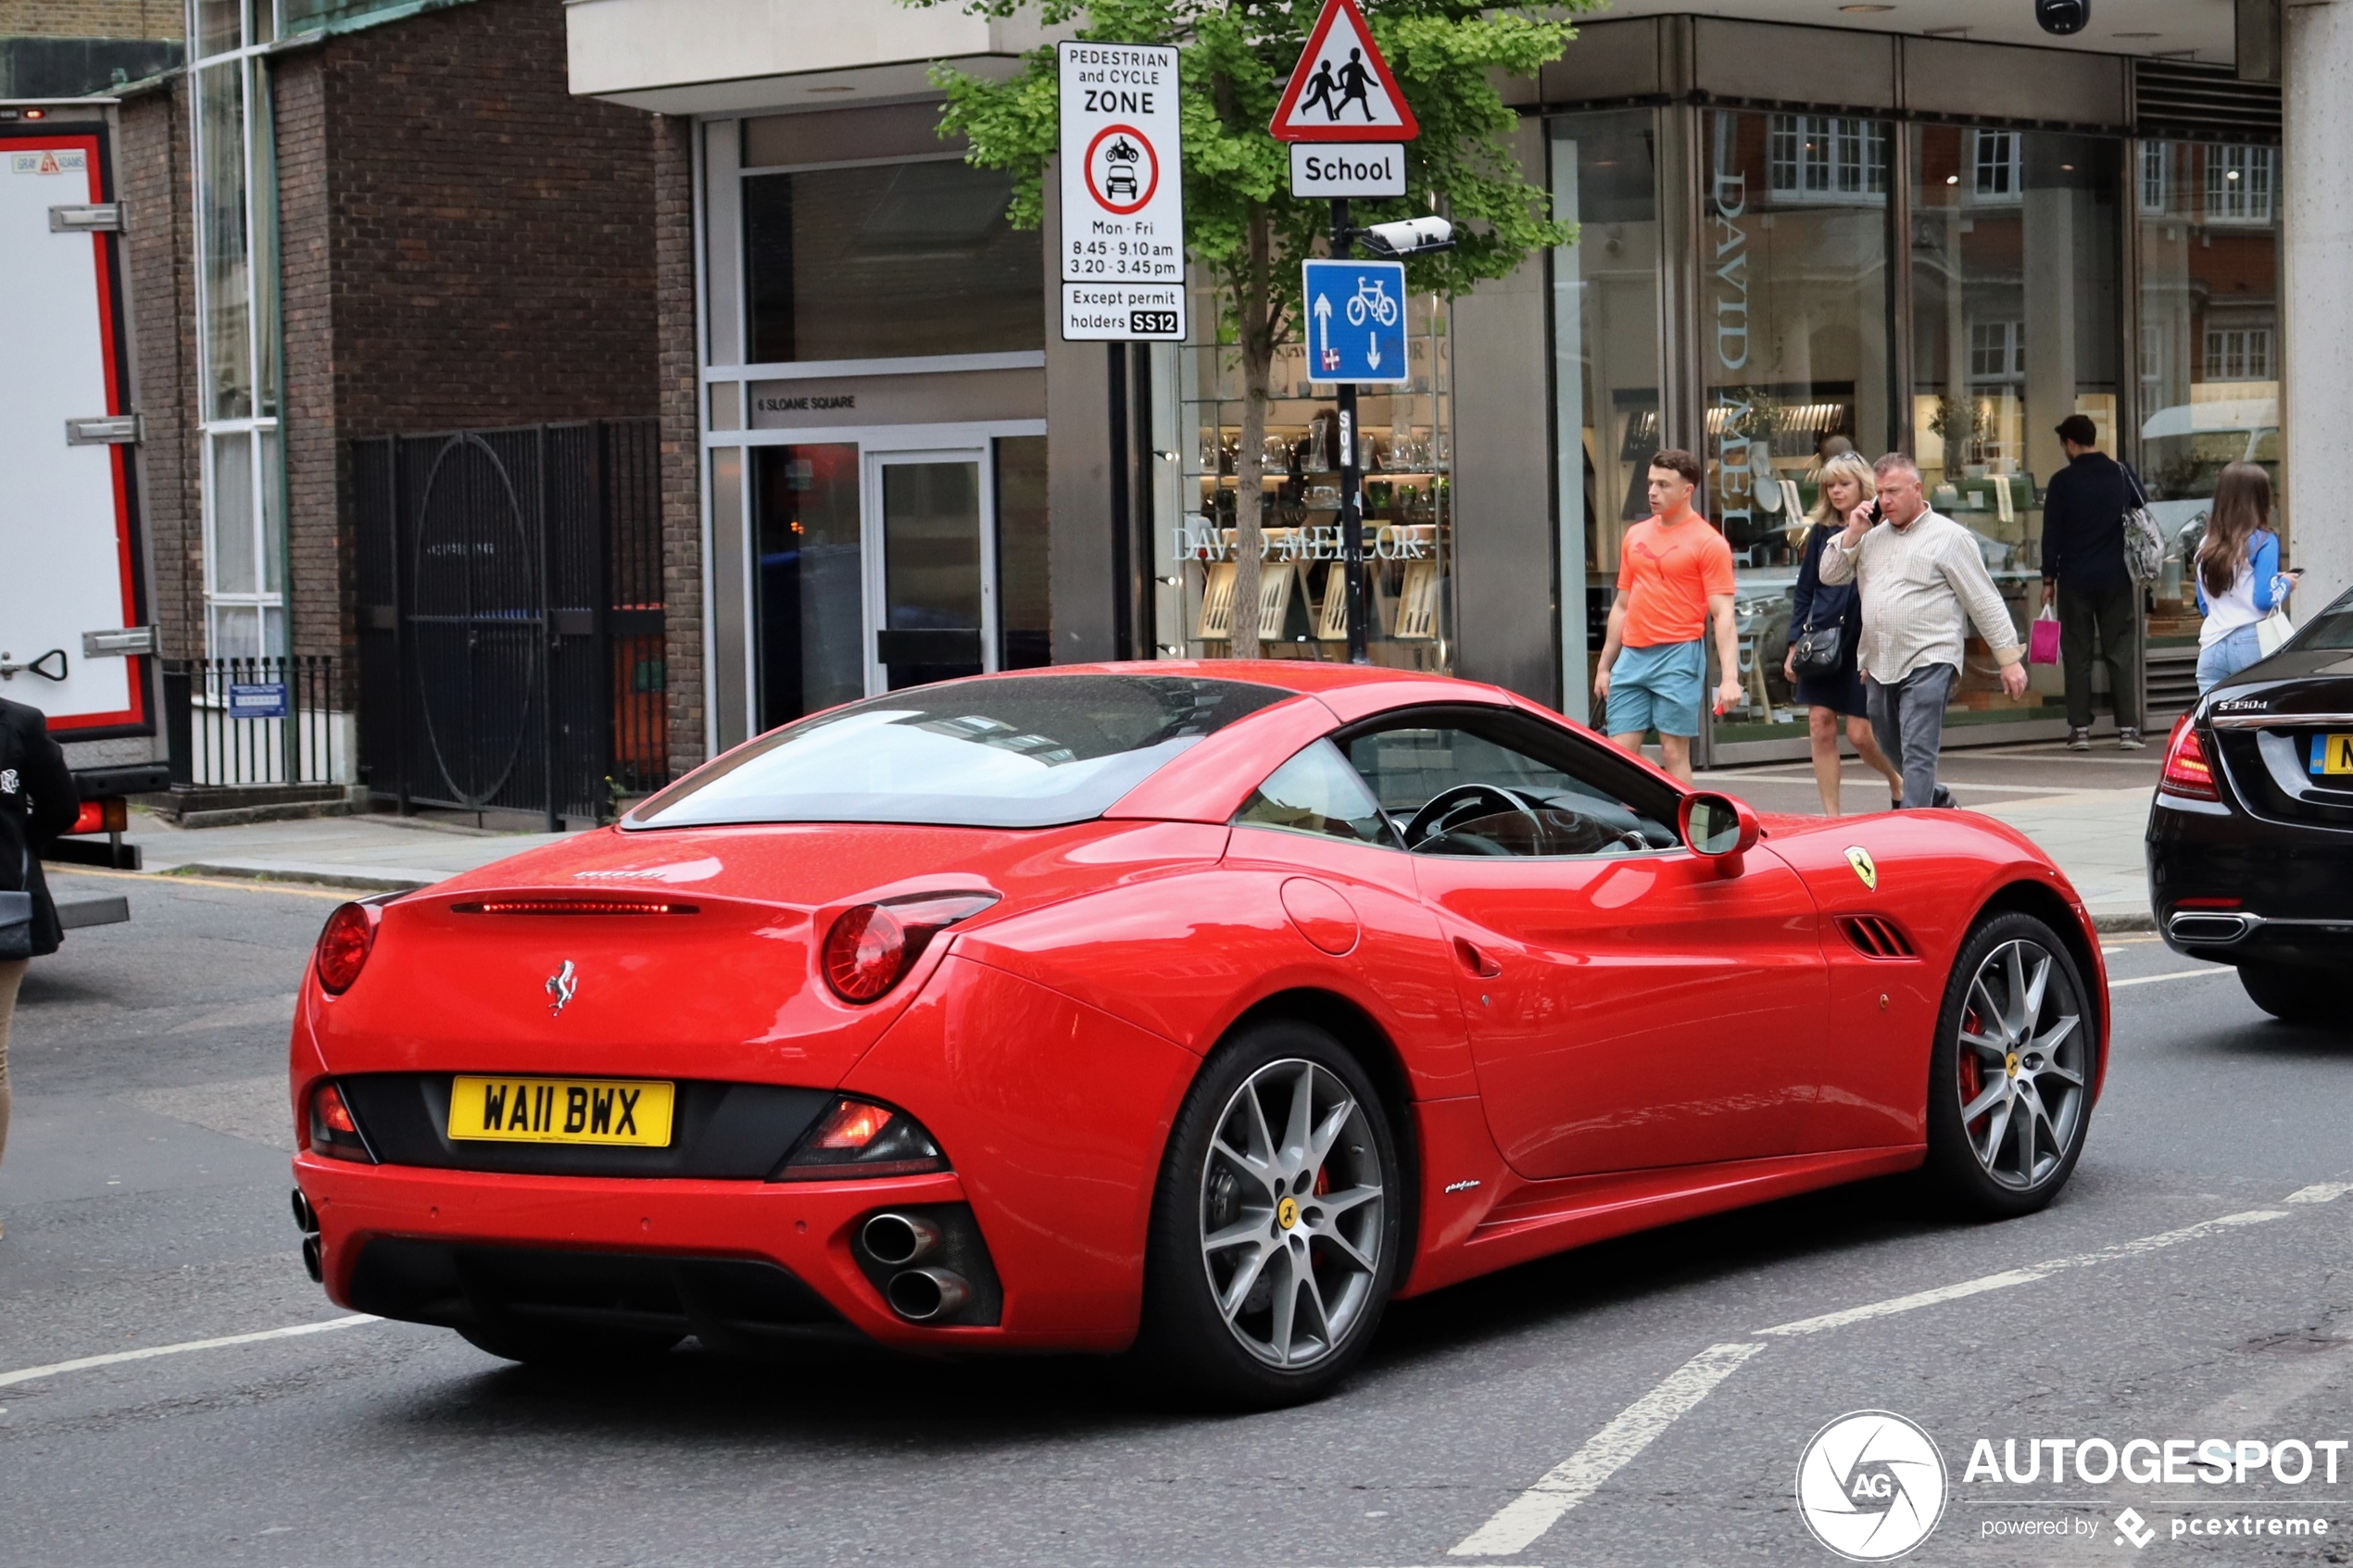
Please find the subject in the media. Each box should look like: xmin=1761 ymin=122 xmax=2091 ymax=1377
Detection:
xmin=2194 ymin=461 xmax=2294 ymax=692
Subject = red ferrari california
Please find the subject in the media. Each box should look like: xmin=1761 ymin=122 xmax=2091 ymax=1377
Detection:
xmin=288 ymin=664 xmax=2106 ymax=1404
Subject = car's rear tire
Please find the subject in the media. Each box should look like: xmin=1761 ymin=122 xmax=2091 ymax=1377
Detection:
xmin=1135 ymin=1020 xmax=1403 ymax=1409
xmin=1923 ymin=911 xmax=2095 ymax=1219
xmin=2237 ymin=960 xmax=2334 ymax=1023
xmin=457 ymin=1324 xmax=681 ymax=1367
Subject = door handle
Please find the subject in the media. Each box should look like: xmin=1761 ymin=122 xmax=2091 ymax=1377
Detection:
xmin=1453 ymin=937 xmax=1501 ymax=978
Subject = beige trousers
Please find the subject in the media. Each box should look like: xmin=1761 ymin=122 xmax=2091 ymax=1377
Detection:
xmin=0 ymin=956 xmax=20 ymax=1166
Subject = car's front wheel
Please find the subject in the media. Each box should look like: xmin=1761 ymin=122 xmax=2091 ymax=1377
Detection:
xmin=2237 ymin=960 xmax=2334 ymax=1023
xmin=1923 ymin=911 xmax=2095 ymax=1218
xmin=1136 ymin=1021 xmax=1403 ymax=1408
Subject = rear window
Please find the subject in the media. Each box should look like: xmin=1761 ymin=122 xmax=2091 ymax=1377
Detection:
xmin=624 ymin=673 xmax=1290 ymax=831
xmin=2291 ymin=587 xmax=2353 ymax=651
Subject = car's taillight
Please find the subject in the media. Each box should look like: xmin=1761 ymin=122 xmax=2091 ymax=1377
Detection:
xmin=313 ymin=902 xmax=379 ymax=994
xmin=308 ymin=1081 xmax=373 ymax=1161
xmin=66 ymin=797 xmax=126 ymax=835
xmin=774 ymin=1096 xmax=947 ymax=1180
xmin=2159 ymin=713 xmax=2220 ymax=800
xmin=822 ymin=892 xmax=998 ymax=1004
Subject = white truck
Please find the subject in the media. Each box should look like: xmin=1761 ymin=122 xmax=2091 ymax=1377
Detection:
xmin=2 ymin=100 xmax=161 ymax=916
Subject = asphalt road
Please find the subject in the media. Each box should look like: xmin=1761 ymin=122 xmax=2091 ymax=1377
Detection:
xmin=6 ymin=865 xmax=2353 ymax=1567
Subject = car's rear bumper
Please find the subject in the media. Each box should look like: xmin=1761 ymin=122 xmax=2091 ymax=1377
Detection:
xmin=293 ymin=1154 xmax=1126 ymax=1352
xmin=2147 ymin=791 xmax=2353 ymax=969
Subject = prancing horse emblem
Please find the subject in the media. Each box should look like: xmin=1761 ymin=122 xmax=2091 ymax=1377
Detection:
xmin=1843 ymin=846 xmax=1878 ymax=891
xmin=545 ymin=959 xmax=579 ymax=1017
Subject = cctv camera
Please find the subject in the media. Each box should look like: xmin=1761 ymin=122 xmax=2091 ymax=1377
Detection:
xmin=1358 ymin=217 xmax=1454 ymax=257
xmin=2034 ymin=0 xmax=2088 ymax=35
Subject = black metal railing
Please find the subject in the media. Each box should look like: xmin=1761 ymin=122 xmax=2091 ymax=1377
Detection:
xmin=351 ymin=419 xmax=669 ymax=827
xmin=164 ymin=656 xmax=345 ymax=788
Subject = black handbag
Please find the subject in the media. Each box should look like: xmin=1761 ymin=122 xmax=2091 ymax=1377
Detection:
xmin=1790 ymin=616 xmax=1844 ymax=680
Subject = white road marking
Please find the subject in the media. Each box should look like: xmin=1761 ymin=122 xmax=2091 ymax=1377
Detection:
xmin=1445 ymin=1342 xmax=1764 ymax=1558
xmin=2288 ymin=1182 xmax=2353 ymax=1204
xmin=2110 ymin=968 xmax=2230 ymax=988
xmin=0 ymin=1314 xmax=380 ymax=1390
xmin=1754 ymin=1210 xmax=2290 ymax=1338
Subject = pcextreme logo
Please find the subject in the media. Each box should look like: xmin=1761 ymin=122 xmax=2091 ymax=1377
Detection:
xmin=1797 ymin=1411 xmax=1948 ymax=1561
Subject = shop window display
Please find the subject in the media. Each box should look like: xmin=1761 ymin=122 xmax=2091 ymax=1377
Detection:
xmin=1551 ymin=109 xmax=1665 ymax=724
xmin=1702 ymin=110 xmax=1894 ymax=746
xmin=2136 ymin=139 xmax=2282 ymax=702
xmin=1909 ymin=127 xmax=2121 ymax=732
xmin=1172 ymin=283 xmax=1453 ymax=669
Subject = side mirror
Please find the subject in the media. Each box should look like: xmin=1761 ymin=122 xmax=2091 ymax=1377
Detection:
xmin=1680 ymin=792 xmax=1760 ymax=862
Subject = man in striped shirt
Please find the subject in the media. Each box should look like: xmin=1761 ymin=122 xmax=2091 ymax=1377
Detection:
xmin=1819 ymin=453 xmax=2029 ymax=809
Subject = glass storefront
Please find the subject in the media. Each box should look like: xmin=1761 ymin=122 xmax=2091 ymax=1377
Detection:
xmin=2135 ymin=141 xmax=2283 ymax=689
xmin=1703 ymin=109 xmax=1894 ymax=746
xmin=1552 ymin=109 xmax=1663 ymax=726
xmin=1171 ymin=284 xmax=1453 ymax=667
xmin=1910 ymin=127 xmax=2122 ymax=734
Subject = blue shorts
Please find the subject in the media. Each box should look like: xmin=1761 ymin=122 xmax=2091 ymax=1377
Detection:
xmin=1607 ymin=638 xmax=1705 ymax=738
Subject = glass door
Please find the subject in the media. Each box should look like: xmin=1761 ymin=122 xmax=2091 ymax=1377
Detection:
xmin=865 ymin=449 xmax=996 ymax=693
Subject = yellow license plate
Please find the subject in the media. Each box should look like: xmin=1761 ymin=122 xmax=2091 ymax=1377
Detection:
xmin=447 ymin=1075 xmax=674 ymax=1147
xmin=2313 ymin=734 xmax=2353 ymax=775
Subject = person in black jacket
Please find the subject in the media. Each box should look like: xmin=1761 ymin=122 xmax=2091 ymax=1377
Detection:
xmin=1 ymin=696 xmax=79 ymax=1203
xmin=2038 ymin=415 xmax=2144 ymax=751
xmin=1781 ymin=451 xmax=1906 ymax=814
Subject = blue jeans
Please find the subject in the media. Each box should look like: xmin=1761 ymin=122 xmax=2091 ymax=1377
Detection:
xmin=2196 ymin=624 xmax=2263 ymax=693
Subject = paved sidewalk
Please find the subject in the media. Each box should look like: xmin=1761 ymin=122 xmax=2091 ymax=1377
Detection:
xmin=117 ymin=810 xmax=572 ymax=892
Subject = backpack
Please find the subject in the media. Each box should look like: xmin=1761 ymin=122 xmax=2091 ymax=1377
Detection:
xmin=2120 ymin=463 xmax=2163 ymax=583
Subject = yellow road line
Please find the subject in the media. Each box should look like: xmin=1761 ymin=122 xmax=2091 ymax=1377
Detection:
xmin=44 ymin=865 xmax=352 ymax=899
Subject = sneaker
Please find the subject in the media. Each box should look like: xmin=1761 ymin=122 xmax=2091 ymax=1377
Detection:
xmin=2118 ymin=727 xmax=2145 ymax=751
xmin=1931 ymin=784 xmax=1957 ymax=809
xmin=2066 ymin=727 xmax=2092 ymax=751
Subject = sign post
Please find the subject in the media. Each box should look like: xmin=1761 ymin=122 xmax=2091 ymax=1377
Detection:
xmin=1273 ymin=0 xmax=1420 ymax=663
xmin=1056 ymin=42 xmax=1186 ymax=342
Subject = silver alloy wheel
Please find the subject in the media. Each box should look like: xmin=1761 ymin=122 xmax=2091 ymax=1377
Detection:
xmin=1956 ymin=937 xmax=2087 ymax=1190
xmin=1197 ymin=1058 xmax=1385 ymax=1369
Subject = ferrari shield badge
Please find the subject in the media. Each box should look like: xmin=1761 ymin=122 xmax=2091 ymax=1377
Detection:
xmin=1843 ymin=847 xmax=1878 ymax=891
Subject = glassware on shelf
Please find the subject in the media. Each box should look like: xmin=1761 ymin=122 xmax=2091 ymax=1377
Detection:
xmin=1264 ymin=433 xmax=1293 ymax=468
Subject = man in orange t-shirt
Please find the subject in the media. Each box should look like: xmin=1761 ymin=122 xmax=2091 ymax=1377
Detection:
xmin=1592 ymin=448 xmax=1743 ymax=783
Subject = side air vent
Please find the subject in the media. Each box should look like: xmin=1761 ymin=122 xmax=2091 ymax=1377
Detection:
xmin=2133 ymin=60 xmax=2281 ymax=142
xmin=1840 ymin=915 xmax=1917 ymax=960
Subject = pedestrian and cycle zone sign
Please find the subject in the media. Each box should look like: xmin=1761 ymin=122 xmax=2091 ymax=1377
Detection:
xmin=1057 ymin=41 xmax=1186 ymax=342
xmin=1302 ymin=257 xmax=1408 ymax=383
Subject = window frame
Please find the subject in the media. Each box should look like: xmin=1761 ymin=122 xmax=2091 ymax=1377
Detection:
xmin=1234 ymin=703 xmax=1692 ymax=861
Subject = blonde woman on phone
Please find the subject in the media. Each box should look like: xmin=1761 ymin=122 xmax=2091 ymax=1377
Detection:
xmin=1783 ymin=452 xmax=1906 ymax=814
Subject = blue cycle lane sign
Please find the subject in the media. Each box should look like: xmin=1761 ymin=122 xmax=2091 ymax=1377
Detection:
xmin=1302 ymin=257 xmax=1408 ymax=383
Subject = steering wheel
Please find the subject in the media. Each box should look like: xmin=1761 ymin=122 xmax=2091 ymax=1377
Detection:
xmin=1403 ymin=783 xmax=1548 ymax=853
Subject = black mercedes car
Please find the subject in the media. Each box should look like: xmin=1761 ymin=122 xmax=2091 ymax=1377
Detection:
xmin=2149 ymin=587 xmax=2353 ymax=1022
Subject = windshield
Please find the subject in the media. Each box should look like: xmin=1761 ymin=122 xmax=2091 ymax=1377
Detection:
xmin=625 ymin=673 xmax=1290 ymax=830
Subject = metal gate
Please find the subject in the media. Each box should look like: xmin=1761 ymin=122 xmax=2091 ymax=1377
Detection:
xmin=352 ymin=420 xmax=668 ymax=826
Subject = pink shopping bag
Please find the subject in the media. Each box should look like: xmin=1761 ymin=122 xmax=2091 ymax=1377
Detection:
xmin=2029 ymin=607 xmax=2061 ymax=665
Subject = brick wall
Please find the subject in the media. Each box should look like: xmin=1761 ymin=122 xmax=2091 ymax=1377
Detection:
xmin=116 ymin=80 xmax=201 ymax=662
xmin=274 ymin=51 xmax=339 ymax=666
xmin=651 ymin=112 xmax=703 ymax=776
xmin=0 ymin=0 xmax=179 ymax=40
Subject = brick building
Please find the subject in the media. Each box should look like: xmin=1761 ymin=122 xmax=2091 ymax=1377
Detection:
xmin=107 ymin=0 xmax=686 ymax=817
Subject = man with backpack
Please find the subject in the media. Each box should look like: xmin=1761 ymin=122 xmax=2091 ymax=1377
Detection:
xmin=2038 ymin=414 xmax=2145 ymax=751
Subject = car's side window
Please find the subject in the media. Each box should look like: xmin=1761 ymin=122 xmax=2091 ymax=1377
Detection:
xmin=1342 ymin=710 xmax=1681 ymax=858
xmin=1235 ymin=738 xmax=1403 ymax=848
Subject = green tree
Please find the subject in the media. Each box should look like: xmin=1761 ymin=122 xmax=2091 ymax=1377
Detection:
xmin=916 ymin=0 xmax=1584 ymax=656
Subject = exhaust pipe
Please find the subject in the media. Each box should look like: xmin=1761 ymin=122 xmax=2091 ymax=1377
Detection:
xmin=301 ymin=1234 xmax=324 ymax=1284
xmin=861 ymin=1211 xmax=941 ymax=1267
xmin=291 ymin=1186 xmax=318 ymax=1235
xmin=887 ymin=1267 xmax=971 ymax=1323
xmin=2169 ymin=911 xmax=2253 ymax=945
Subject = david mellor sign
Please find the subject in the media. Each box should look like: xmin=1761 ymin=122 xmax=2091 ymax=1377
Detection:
xmin=1288 ymin=143 xmax=1405 ymax=198
xmin=1057 ymin=41 xmax=1186 ymax=342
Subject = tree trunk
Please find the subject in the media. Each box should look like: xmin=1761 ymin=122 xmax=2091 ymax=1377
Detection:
xmin=1229 ymin=205 xmax=1274 ymax=660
